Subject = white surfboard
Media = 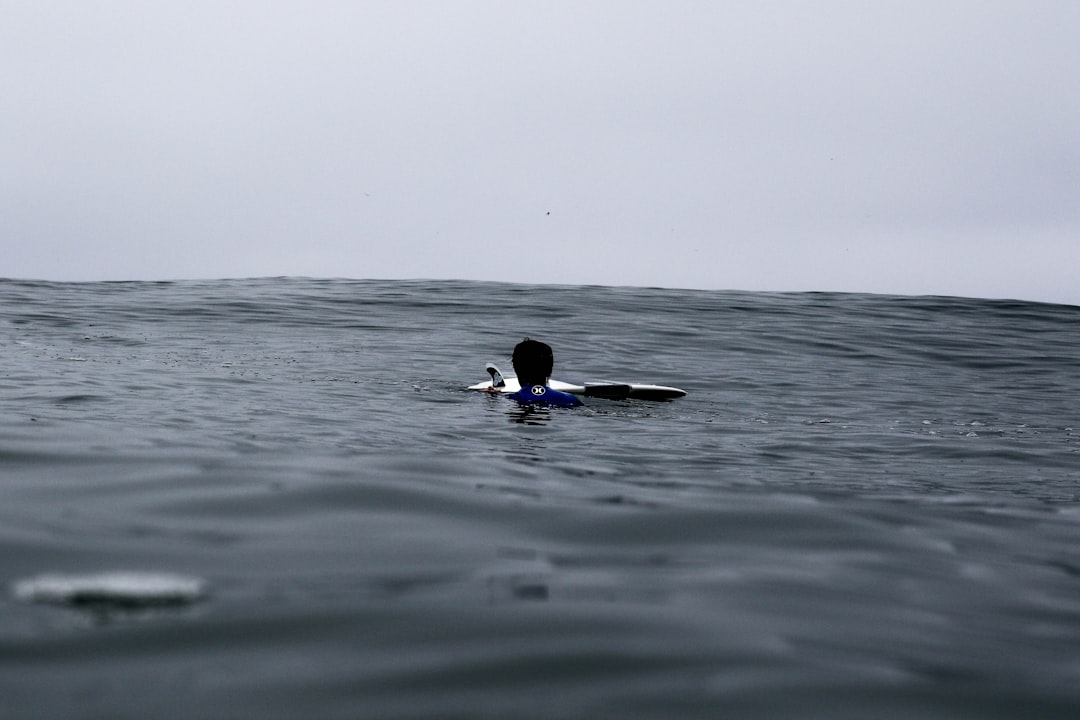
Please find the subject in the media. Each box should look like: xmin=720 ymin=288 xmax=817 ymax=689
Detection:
xmin=468 ymin=364 xmax=686 ymax=400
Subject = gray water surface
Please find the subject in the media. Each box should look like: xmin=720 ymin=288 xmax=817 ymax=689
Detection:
xmin=2 ymin=278 xmax=1079 ymax=719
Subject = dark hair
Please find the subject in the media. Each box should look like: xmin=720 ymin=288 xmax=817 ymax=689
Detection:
xmin=512 ymin=338 xmax=554 ymax=386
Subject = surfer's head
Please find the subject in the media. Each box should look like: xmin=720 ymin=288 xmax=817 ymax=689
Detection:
xmin=512 ymin=338 xmax=554 ymax=386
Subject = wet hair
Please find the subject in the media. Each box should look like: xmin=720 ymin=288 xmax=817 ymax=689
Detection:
xmin=512 ymin=337 xmax=554 ymax=386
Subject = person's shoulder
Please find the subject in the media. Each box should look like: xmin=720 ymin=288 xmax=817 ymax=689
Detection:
xmin=545 ymin=387 xmax=583 ymax=407
xmin=508 ymin=387 xmax=532 ymax=401
xmin=509 ymin=385 xmax=541 ymax=403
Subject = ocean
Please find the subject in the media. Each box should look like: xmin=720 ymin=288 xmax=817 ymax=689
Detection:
xmin=2 ymin=277 xmax=1079 ymax=719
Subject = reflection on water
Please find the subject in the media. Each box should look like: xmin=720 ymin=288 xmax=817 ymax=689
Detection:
xmin=506 ymin=403 xmax=553 ymax=425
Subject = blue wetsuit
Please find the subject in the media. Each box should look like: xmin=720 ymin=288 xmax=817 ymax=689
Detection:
xmin=510 ymin=383 xmax=583 ymax=408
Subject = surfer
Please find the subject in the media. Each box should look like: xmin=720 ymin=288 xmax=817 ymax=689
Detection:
xmin=500 ymin=338 xmax=583 ymax=407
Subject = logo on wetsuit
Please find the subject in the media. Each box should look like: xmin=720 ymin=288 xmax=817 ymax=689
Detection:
xmin=531 ymin=385 xmax=546 ymax=396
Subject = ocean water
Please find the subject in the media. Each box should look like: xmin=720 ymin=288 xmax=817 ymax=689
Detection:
xmin=2 ymin=277 xmax=1079 ymax=719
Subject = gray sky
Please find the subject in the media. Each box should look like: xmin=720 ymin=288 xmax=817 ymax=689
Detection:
xmin=3 ymin=1 xmax=1079 ymax=304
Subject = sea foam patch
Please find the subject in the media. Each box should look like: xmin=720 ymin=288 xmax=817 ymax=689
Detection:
xmin=12 ymin=572 xmax=206 ymax=609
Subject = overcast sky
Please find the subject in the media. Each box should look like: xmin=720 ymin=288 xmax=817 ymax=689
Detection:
xmin=3 ymin=1 xmax=1078 ymax=304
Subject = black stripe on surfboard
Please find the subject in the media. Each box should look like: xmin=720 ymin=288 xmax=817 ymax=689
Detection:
xmin=582 ymin=382 xmax=634 ymax=399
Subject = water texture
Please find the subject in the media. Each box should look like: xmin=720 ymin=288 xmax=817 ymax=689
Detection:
xmin=2 ymin=278 xmax=1079 ymax=719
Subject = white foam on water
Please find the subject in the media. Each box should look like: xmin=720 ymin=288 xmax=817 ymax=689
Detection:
xmin=12 ymin=572 xmax=206 ymax=607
